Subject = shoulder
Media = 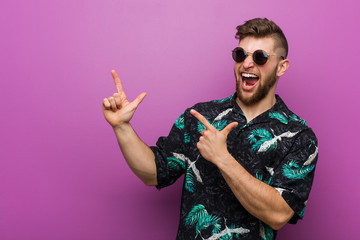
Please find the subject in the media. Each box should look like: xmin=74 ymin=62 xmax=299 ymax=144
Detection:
xmin=269 ymin=96 xmax=318 ymax=144
xmin=282 ymin=103 xmax=317 ymax=145
xmin=274 ymin=96 xmax=314 ymax=129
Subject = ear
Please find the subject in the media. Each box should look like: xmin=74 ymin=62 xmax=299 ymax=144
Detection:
xmin=276 ymin=59 xmax=290 ymax=78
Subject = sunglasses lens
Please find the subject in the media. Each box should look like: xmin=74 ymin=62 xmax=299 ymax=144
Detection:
xmin=253 ymin=50 xmax=268 ymax=65
xmin=232 ymin=47 xmax=246 ymax=63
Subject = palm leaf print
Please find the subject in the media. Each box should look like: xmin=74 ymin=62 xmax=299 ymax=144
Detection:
xmin=282 ymin=160 xmax=315 ymax=179
xmin=198 ymin=119 xmax=228 ymax=133
xmin=218 ymin=234 xmax=232 ymax=240
xmin=184 ymin=132 xmax=190 ymax=143
xmin=275 ymin=187 xmax=286 ymax=196
xmin=188 ymin=212 xmax=250 ymax=240
xmin=299 ymin=206 xmax=306 ymax=218
xmin=172 ymin=153 xmax=202 ymax=187
xmin=229 ymin=224 xmax=242 ymax=239
xmin=214 ymin=108 xmax=233 ymax=121
xmin=219 ymin=234 xmax=232 ymax=240
xmin=196 ymin=214 xmax=222 ymax=237
xmin=167 ymin=157 xmax=186 ymax=171
xmin=185 ymin=205 xmax=225 ymax=239
xmin=248 ymin=129 xmax=274 ymax=152
xmin=214 ymin=120 xmax=228 ymax=131
xmin=303 ymin=145 xmax=318 ymax=166
xmin=249 ymin=129 xmax=300 ymax=153
xmin=255 ymin=173 xmax=272 ymax=185
xmin=299 ymin=200 xmax=307 ymax=218
xmin=174 ymin=113 xmax=190 ymax=143
xmin=185 ymin=204 xmax=208 ymax=226
xmin=289 ymin=114 xmax=308 ymax=126
xmin=269 ymin=112 xmax=288 ymax=124
xmin=203 ymin=221 xmax=250 ymax=240
xmin=211 ymin=95 xmax=234 ymax=103
xmin=189 ymin=161 xmax=203 ymax=183
xmin=259 ymin=222 xmax=274 ymax=240
xmin=265 ymin=166 xmax=274 ymax=176
xmin=172 ymin=152 xmax=188 ymax=162
xmin=259 ymin=130 xmax=299 ymax=153
xmin=174 ymin=113 xmax=185 ymax=129
xmin=264 ymin=178 xmax=272 ymax=185
xmin=185 ymin=168 xmax=195 ymax=193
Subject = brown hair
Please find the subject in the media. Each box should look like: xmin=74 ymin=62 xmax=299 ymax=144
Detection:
xmin=235 ymin=18 xmax=288 ymax=58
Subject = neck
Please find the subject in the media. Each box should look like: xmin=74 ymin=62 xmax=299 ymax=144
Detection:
xmin=236 ymin=92 xmax=277 ymax=123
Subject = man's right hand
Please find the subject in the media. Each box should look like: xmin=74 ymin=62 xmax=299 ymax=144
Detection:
xmin=102 ymin=70 xmax=147 ymax=129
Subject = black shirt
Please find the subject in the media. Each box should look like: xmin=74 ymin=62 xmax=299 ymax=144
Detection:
xmin=151 ymin=94 xmax=318 ymax=240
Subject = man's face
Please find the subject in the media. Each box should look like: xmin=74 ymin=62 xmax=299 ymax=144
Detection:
xmin=234 ymin=36 xmax=283 ymax=106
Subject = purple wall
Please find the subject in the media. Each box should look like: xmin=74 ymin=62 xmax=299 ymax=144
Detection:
xmin=1 ymin=0 xmax=359 ymax=239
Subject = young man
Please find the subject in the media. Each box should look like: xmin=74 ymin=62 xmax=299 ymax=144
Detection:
xmin=102 ymin=18 xmax=318 ymax=239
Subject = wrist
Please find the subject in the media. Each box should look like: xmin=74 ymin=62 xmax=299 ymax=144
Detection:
xmin=112 ymin=122 xmax=132 ymax=132
xmin=215 ymin=152 xmax=234 ymax=170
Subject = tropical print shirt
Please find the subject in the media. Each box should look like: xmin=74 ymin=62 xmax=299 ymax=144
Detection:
xmin=151 ymin=94 xmax=318 ymax=240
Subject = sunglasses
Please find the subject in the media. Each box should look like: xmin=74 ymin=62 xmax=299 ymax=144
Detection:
xmin=232 ymin=47 xmax=285 ymax=66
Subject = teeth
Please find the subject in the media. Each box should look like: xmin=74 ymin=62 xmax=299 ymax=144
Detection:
xmin=241 ymin=73 xmax=258 ymax=78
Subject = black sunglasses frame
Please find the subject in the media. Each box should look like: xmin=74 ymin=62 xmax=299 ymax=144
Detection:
xmin=232 ymin=47 xmax=284 ymax=66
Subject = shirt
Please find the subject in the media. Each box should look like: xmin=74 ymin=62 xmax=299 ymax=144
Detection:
xmin=151 ymin=94 xmax=318 ymax=240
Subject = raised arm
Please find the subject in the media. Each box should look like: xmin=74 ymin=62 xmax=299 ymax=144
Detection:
xmin=102 ymin=70 xmax=157 ymax=186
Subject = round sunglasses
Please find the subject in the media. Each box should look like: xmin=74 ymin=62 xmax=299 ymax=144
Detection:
xmin=232 ymin=47 xmax=285 ymax=66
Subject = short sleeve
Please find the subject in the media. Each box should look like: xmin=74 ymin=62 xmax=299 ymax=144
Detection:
xmin=271 ymin=129 xmax=319 ymax=223
xmin=150 ymin=109 xmax=190 ymax=190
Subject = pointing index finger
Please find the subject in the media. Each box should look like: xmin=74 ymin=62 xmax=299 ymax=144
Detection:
xmin=190 ymin=109 xmax=215 ymax=130
xmin=111 ymin=70 xmax=123 ymax=93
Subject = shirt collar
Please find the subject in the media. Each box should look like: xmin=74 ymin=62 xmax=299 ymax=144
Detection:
xmin=227 ymin=93 xmax=289 ymax=124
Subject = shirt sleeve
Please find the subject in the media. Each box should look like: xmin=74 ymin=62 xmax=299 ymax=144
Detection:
xmin=271 ymin=128 xmax=319 ymax=223
xmin=150 ymin=109 xmax=191 ymax=190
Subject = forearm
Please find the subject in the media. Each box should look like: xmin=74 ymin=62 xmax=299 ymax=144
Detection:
xmin=113 ymin=123 xmax=157 ymax=186
xmin=190 ymin=109 xmax=295 ymax=229
xmin=216 ymin=154 xmax=294 ymax=230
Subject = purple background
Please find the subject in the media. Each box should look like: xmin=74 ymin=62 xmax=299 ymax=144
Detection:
xmin=1 ymin=0 xmax=359 ymax=239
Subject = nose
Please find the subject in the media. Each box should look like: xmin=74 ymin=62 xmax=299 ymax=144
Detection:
xmin=242 ymin=55 xmax=255 ymax=69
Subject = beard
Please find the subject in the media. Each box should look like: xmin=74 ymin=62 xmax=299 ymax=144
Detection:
xmin=236 ymin=67 xmax=278 ymax=106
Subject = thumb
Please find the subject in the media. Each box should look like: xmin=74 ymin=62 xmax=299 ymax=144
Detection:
xmin=221 ymin=122 xmax=238 ymax=137
xmin=130 ymin=92 xmax=147 ymax=109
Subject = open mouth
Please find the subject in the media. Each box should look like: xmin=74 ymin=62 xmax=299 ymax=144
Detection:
xmin=241 ymin=72 xmax=259 ymax=90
